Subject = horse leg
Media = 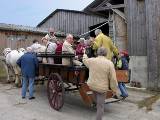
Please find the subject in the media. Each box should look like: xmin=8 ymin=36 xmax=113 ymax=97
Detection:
xmin=3 ymin=63 xmax=10 ymax=83
xmin=15 ymin=74 xmax=22 ymax=87
xmin=13 ymin=66 xmax=21 ymax=87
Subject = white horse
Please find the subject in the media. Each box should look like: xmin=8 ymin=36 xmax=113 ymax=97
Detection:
xmin=3 ymin=48 xmax=25 ymax=86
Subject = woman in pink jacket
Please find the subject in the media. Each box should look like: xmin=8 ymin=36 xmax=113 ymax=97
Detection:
xmin=76 ymin=38 xmax=86 ymax=61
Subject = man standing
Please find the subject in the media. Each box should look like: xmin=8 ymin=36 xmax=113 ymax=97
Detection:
xmin=92 ymin=29 xmax=118 ymax=60
xmin=45 ymin=28 xmax=57 ymax=43
xmin=17 ymin=47 xmax=38 ymax=100
xmin=83 ymin=47 xmax=118 ymax=120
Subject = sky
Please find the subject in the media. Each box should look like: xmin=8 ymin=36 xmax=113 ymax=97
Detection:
xmin=0 ymin=0 xmax=93 ymax=27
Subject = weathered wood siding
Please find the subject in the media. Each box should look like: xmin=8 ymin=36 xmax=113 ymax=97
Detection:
xmin=0 ymin=31 xmax=45 ymax=55
xmin=38 ymin=10 xmax=107 ymax=36
xmin=145 ymin=0 xmax=160 ymax=90
xmin=125 ymin=0 xmax=160 ymax=90
xmin=125 ymin=0 xmax=146 ymax=56
xmin=114 ymin=14 xmax=127 ymax=51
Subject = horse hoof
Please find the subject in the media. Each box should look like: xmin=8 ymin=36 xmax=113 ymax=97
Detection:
xmin=7 ymin=81 xmax=11 ymax=84
xmin=17 ymin=84 xmax=22 ymax=88
xmin=14 ymin=83 xmax=21 ymax=88
xmin=12 ymin=84 xmax=18 ymax=88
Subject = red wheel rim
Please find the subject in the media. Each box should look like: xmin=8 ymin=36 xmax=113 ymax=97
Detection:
xmin=47 ymin=73 xmax=64 ymax=110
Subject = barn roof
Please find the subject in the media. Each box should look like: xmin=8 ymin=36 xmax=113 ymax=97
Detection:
xmin=0 ymin=23 xmax=47 ymax=34
xmin=36 ymin=9 xmax=105 ymax=27
xmin=83 ymin=0 xmax=124 ymax=15
xmin=83 ymin=0 xmax=107 ymax=13
xmin=0 ymin=23 xmax=74 ymax=38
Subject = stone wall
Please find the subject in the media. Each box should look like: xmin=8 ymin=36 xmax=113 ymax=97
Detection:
xmin=129 ymin=56 xmax=148 ymax=88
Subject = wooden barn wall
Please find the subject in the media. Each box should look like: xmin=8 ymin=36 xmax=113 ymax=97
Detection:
xmin=114 ymin=14 xmax=127 ymax=51
xmin=125 ymin=0 xmax=146 ymax=56
xmin=145 ymin=0 xmax=160 ymax=90
xmin=0 ymin=31 xmax=45 ymax=55
xmin=39 ymin=11 xmax=107 ymax=36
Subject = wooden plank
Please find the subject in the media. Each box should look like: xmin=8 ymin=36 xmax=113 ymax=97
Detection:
xmin=125 ymin=0 xmax=146 ymax=56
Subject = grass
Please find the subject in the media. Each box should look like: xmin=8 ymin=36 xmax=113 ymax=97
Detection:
xmin=137 ymin=94 xmax=160 ymax=111
xmin=0 ymin=60 xmax=7 ymax=78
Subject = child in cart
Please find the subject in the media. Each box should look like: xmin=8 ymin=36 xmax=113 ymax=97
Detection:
xmin=116 ymin=51 xmax=129 ymax=99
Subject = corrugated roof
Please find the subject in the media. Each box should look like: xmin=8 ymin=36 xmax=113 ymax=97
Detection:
xmin=0 ymin=23 xmax=48 ymax=34
xmin=0 ymin=23 xmax=79 ymax=38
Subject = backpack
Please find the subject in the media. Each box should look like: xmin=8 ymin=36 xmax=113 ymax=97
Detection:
xmin=121 ymin=57 xmax=129 ymax=70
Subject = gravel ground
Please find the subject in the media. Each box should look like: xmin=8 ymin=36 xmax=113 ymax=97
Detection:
xmin=0 ymin=82 xmax=159 ymax=120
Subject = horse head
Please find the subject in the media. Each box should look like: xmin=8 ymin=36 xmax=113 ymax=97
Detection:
xmin=3 ymin=48 xmax=12 ymax=57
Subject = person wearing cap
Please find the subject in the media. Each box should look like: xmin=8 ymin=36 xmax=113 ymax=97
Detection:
xmin=76 ymin=38 xmax=86 ymax=61
xmin=45 ymin=28 xmax=57 ymax=43
xmin=42 ymin=37 xmax=57 ymax=64
xmin=92 ymin=29 xmax=118 ymax=60
xmin=83 ymin=47 xmax=118 ymax=120
xmin=17 ymin=47 xmax=39 ymax=100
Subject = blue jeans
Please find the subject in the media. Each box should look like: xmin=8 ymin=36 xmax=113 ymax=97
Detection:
xmin=22 ymin=77 xmax=35 ymax=98
xmin=118 ymin=82 xmax=128 ymax=97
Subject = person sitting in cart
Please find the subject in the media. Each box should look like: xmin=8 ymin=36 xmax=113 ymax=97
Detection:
xmin=116 ymin=51 xmax=129 ymax=99
xmin=62 ymin=34 xmax=82 ymax=66
xmin=54 ymin=39 xmax=63 ymax=64
xmin=83 ymin=47 xmax=118 ymax=120
xmin=75 ymin=38 xmax=86 ymax=61
xmin=42 ymin=36 xmax=57 ymax=64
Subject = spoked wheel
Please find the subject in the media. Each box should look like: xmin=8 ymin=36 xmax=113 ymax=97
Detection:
xmin=47 ymin=73 xmax=64 ymax=111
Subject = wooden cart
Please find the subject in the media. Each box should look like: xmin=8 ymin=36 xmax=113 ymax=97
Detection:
xmin=37 ymin=53 xmax=130 ymax=111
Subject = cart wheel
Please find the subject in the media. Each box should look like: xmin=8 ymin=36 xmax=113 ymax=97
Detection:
xmin=47 ymin=73 xmax=64 ymax=111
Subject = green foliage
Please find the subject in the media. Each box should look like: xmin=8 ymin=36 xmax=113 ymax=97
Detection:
xmin=0 ymin=60 xmax=7 ymax=77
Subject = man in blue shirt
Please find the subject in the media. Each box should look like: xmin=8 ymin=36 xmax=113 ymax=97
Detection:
xmin=17 ymin=47 xmax=38 ymax=100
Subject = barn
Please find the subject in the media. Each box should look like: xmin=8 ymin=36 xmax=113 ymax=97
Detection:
xmin=37 ymin=9 xmax=107 ymax=37
xmin=37 ymin=2 xmax=127 ymax=51
xmin=84 ymin=0 xmax=160 ymax=90
xmin=0 ymin=23 xmax=67 ymax=55
xmin=83 ymin=0 xmax=127 ymax=53
xmin=126 ymin=0 xmax=160 ymax=90
xmin=37 ymin=0 xmax=160 ymax=90
xmin=0 ymin=23 xmax=46 ymax=52
xmin=0 ymin=0 xmax=160 ymax=90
